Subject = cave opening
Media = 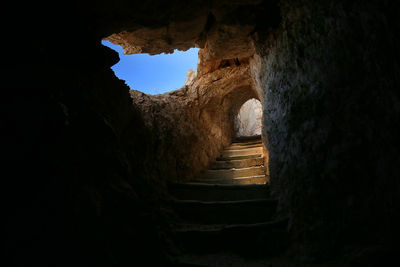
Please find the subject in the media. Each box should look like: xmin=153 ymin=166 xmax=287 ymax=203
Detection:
xmin=234 ymin=98 xmax=262 ymax=138
xmin=101 ymin=40 xmax=199 ymax=95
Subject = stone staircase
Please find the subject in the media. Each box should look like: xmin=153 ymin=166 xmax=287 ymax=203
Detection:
xmin=194 ymin=136 xmax=269 ymax=185
xmin=168 ymin=136 xmax=289 ymax=266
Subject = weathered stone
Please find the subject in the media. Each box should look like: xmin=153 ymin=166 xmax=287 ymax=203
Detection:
xmin=203 ymin=166 xmax=266 ymax=179
xmin=129 ymin=62 xmax=259 ymax=182
xmin=184 ymin=69 xmax=197 ymax=86
xmin=210 ymin=157 xmax=264 ymax=169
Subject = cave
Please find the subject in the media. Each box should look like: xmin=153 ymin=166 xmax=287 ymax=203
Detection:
xmin=5 ymin=0 xmax=400 ymax=266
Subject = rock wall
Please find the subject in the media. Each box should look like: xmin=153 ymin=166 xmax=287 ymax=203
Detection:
xmin=4 ymin=3 xmax=179 ymax=266
xmin=235 ymin=98 xmax=262 ymax=137
xmin=5 ymin=0 xmax=400 ymax=265
xmin=251 ymin=0 xmax=400 ymax=261
xmin=130 ymin=62 xmax=257 ymax=182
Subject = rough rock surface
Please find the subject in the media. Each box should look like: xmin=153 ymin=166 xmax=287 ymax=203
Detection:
xmin=251 ymin=0 xmax=400 ymax=261
xmin=184 ymin=69 xmax=196 ymax=86
xmin=130 ymin=62 xmax=258 ymax=182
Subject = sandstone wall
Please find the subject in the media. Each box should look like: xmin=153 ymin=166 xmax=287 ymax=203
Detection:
xmin=129 ymin=63 xmax=257 ymax=182
xmin=251 ymin=0 xmax=400 ymax=260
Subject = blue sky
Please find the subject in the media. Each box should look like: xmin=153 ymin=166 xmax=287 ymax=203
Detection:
xmin=101 ymin=40 xmax=199 ymax=95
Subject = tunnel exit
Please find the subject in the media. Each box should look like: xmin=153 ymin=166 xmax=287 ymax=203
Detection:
xmin=234 ymin=98 xmax=262 ymax=137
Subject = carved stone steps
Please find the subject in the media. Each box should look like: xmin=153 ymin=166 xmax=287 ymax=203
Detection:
xmin=172 ymin=198 xmax=277 ymax=224
xmin=202 ymin=166 xmax=266 ymax=179
xmin=168 ymin=182 xmax=270 ymax=201
xmin=193 ymin=175 xmax=268 ymax=185
xmin=168 ymin=136 xmax=288 ymax=259
xmin=173 ymin=219 xmax=289 ymax=255
xmin=220 ymin=146 xmax=263 ymax=158
xmin=210 ymin=156 xmax=264 ymax=170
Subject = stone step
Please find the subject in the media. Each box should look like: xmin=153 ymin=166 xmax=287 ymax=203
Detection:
xmin=168 ymin=182 xmax=270 ymax=201
xmin=221 ymin=146 xmax=263 ymax=158
xmin=216 ymin=153 xmax=262 ymax=161
xmin=193 ymin=175 xmax=268 ymax=185
xmin=173 ymin=219 xmax=289 ymax=255
xmin=210 ymin=157 xmax=264 ymax=170
xmin=232 ymin=139 xmax=262 ymax=145
xmin=203 ymin=166 xmax=265 ymax=179
xmin=226 ymin=143 xmax=263 ymax=150
xmin=172 ymin=198 xmax=277 ymax=225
